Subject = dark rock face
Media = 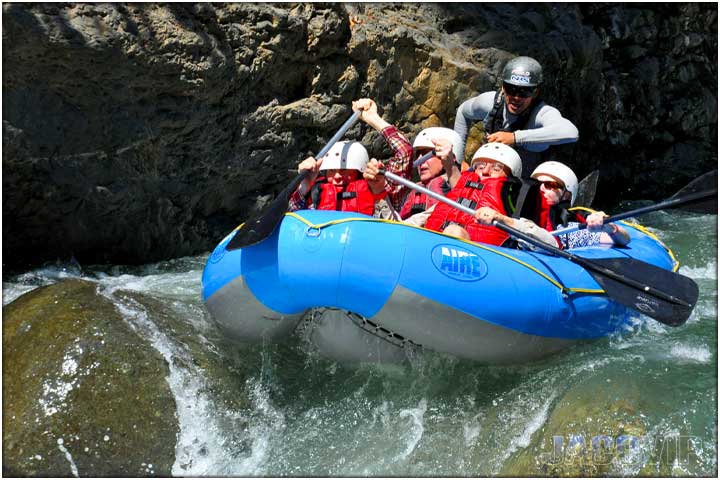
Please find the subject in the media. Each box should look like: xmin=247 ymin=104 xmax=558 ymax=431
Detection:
xmin=3 ymin=3 xmax=717 ymax=268
xmin=2 ymin=279 xmax=178 ymax=476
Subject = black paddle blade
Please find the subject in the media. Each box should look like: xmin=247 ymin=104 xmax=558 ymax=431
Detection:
xmin=588 ymin=257 xmax=699 ymax=327
xmin=226 ymin=171 xmax=309 ymax=251
xmin=670 ymin=170 xmax=717 ymax=214
xmin=574 ymin=169 xmax=600 ymax=207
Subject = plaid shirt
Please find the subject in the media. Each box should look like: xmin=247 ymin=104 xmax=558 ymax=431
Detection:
xmin=288 ymin=125 xmax=414 ymax=212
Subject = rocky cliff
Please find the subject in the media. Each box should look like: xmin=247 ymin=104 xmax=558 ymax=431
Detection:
xmin=3 ymin=3 xmax=717 ymax=268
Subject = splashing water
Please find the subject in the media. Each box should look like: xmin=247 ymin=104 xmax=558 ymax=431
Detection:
xmin=3 ymin=210 xmax=716 ymax=476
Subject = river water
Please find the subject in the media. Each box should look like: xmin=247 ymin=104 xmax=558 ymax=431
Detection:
xmin=3 ymin=208 xmax=717 ymax=476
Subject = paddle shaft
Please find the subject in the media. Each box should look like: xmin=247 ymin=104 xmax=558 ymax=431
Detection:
xmin=316 ymin=110 xmax=362 ymax=159
xmin=413 ymin=150 xmax=437 ymax=168
xmin=226 ymin=110 xmax=362 ymax=250
xmin=490 ymin=221 xmax=692 ymax=307
xmin=551 ymin=188 xmax=717 ymax=236
xmin=382 ymin=170 xmax=692 ymax=308
xmin=382 ymin=170 xmax=475 ymax=215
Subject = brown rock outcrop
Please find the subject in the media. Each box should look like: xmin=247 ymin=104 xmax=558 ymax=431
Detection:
xmin=3 ymin=3 xmax=716 ymax=268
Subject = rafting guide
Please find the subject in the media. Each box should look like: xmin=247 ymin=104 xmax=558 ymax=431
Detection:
xmin=454 ymin=56 xmax=580 ymax=175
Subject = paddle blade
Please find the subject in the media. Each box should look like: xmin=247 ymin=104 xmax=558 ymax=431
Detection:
xmin=226 ymin=171 xmax=309 ymax=250
xmin=670 ymin=170 xmax=717 ymax=214
xmin=574 ymin=169 xmax=599 ymax=207
xmin=588 ymin=257 xmax=699 ymax=327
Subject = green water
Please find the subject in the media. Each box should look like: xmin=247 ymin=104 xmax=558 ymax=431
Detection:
xmin=3 ymin=210 xmax=716 ymax=476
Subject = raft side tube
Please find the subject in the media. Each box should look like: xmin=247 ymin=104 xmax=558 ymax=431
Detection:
xmin=301 ymin=309 xmax=410 ymax=364
xmin=275 ymin=212 xmax=405 ymax=317
xmin=202 ymin=227 xmax=306 ymax=342
xmin=370 ymin=285 xmax=575 ymax=363
xmin=205 ymin=275 xmax=304 ymax=342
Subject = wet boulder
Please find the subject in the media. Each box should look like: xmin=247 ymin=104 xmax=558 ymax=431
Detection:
xmin=2 ymin=279 xmax=178 ymax=476
xmin=501 ymin=369 xmax=648 ymax=477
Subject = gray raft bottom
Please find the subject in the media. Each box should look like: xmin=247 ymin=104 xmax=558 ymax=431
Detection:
xmin=206 ymin=277 xmax=575 ymax=365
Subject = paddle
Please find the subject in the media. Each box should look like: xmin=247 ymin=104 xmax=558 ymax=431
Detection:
xmin=226 ymin=110 xmax=362 ymax=250
xmin=551 ymin=175 xmax=718 ymax=237
xmin=381 ymin=170 xmax=699 ymax=326
xmin=669 ymin=169 xmax=717 ymax=213
xmin=413 ymin=149 xmax=436 ymax=168
xmin=574 ymin=169 xmax=599 ymax=207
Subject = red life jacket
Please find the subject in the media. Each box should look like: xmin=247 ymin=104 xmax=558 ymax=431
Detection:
xmin=310 ymin=178 xmax=376 ymax=215
xmin=399 ymin=176 xmax=450 ymax=219
xmin=537 ymin=197 xmax=587 ymax=248
xmin=537 ymin=195 xmax=556 ymax=233
xmin=425 ymin=172 xmax=511 ymax=245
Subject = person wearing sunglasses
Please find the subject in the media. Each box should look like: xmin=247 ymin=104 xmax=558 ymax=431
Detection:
xmin=453 ymin=56 xmax=579 ymax=176
xmin=476 ymin=161 xmax=630 ymax=248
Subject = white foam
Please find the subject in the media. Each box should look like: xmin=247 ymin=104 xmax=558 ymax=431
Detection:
xmin=669 ymin=344 xmax=712 ymax=363
xmin=57 ymin=440 xmax=79 ymax=477
xmin=680 ymin=261 xmax=718 ymax=281
xmin=231 ymin=379 xmax=286 ymax=475
xmin=463 ymin=421 xmax=481 ymax=446
xmin=395 ymin=399 xmax=427 ymax=461
xmin=2 ymin=262 xmax=85 ymax=304
xmin=507 ymin=396 xmax=553 ymax=452
xmin=2 ymin=283 xmax=38 ymax=305
xmin=96 ymin=270 xmax=201 ymax=299
xmin=96 ymin=284 xmax=238 ymax=477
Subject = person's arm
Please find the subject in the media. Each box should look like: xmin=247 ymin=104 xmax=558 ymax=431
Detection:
xmin=433 ymin=138 xmax=462 ymax=188
xmin=599 ymin=223 xmax=631 ymax=246
xmin=288 ymin=189 xmax=307 ymax=212
xmin=513 ymin=105 xmax=579 ymax=147
xmin=475 ymin=207 xmax=558 ymax=246
xmin=289 ymin=156 xmax=322 ymax=211
xmin=585 ymin=211 xmax=631 ymax=246
xmin=453 ymin=92 xmax=495 ymax=160
xmin=379 ymin=125 xmax=413 ymax=209
xmin=352 ymin=98 xmax=413 ymax=210
xmin=363 ymin=158 xmax=387 ymax=195
xmin=353 ymin=98 xmax=391 ymax=132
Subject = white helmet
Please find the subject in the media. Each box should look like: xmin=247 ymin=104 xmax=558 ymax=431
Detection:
xmin=413 ymin=127 xmax=464 ymax=164
xmin=531 ymin=161 xmax=579 ymax=205
xmin=471 ymin=143 xmax=522 ymax=177
xmin=319 ymin=141 xmax=369 ymax=171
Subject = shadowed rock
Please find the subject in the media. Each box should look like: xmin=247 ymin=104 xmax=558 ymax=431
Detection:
xmin=3 ymin=3 xmax=717 ymax=269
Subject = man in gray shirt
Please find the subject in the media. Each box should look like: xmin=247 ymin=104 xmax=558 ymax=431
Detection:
xmin=454 ymin=56 xmax=579 ymax=176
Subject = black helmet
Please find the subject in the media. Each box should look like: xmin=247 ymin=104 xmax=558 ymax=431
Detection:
xmin=502 ymin=56 xmax=543 ymax=88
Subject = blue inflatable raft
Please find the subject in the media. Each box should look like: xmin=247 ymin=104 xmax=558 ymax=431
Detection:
xmin=201 ymin=209 xmax=680 ymax=364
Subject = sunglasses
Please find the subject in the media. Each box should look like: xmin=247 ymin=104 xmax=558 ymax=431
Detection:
xmin=503 ymin=83 xmax=536 ymax=98
xmin=473 ymin=161 xmax=506 ymax=174
xmin=540 ymin=180 xmax=565 ymax=190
